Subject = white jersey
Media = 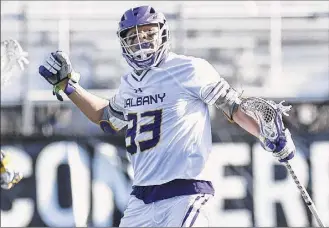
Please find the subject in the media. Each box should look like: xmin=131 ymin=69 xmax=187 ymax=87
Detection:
xmin=113 ymin=52 xmax=224 ymax=186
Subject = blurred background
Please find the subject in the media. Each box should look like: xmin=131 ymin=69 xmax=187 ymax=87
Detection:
xmin=1 ymin=1 xmax=328 ymax=227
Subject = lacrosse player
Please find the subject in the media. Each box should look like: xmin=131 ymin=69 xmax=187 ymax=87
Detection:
xmin=38 ymin=6 xmax=296 ymax=227
xmin=1 ymin=39 xmax=28 ymax=189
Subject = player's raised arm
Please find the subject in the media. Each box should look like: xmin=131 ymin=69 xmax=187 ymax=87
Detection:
xmin=187 ymin=58 xmax=295 ymax=163
xmin=38 ymin=51 xmax=127 ymax=133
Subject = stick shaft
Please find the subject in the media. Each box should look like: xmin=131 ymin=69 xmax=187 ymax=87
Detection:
xmin=284 ymin=161 xmax=326 ymax=227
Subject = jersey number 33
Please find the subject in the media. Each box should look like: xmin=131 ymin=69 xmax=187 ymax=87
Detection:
xmin=125 ymin=109 xmax=163 ymax=155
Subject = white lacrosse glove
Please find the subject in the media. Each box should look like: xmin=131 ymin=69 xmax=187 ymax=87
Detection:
xmin=39 ymin=51 xmax=80 ymax=101
xmin=1 ymin=39 xmax=29 ymax=87
xmin=240 ymin=98 xmax=296 ymax=162
xmin=0 ymin=150 xmax=23 ymax=190
xmin=257 ymin=100 xmax=296 ymax=162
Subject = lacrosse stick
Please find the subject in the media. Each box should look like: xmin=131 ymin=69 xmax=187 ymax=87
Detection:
xmin=240 ymin=97 xmax=326 ymax=227
xmin=1 ymin=39 xmax=29 ymax=87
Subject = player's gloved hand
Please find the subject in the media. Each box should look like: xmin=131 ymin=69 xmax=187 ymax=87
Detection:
xmin=254 ymin=100 xmax=295 ymax=163
xmin=39 ymin=51 xmax=80 ymax=101
xmin=259 ymin=128 xmax=296 ymax=162
xmin=1 ymin=150 xmax=23 ymax=190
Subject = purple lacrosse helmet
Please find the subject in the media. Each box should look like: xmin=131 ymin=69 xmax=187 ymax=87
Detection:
xmin=117 ymin=6 xmax=170 ymax=71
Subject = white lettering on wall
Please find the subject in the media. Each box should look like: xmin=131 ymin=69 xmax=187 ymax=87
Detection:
xmin=253 ymin=143 xmax=309 ymax=227
xmin=206 ymin=143 xmax=252 ymax=226
xmin=36 ymin=141 xmax=90 ymax=227
xmin=311 ymin=141 xmax=329 ymax=226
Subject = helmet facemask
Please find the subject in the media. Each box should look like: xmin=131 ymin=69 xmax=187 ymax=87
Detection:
xmin=117 ymin=6 xmax=171 ymax=71
xmin=118 ymin=22 xmax=170 ymax=71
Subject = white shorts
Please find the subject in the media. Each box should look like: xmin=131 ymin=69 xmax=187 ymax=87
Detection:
xmin=119 ymin=193 xmax=213 ymax=227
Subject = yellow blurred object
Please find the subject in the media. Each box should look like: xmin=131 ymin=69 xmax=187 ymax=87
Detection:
xmin=0 ymin=150 xmax=23 ymax=189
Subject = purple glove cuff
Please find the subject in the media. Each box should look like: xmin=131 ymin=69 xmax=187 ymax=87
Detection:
xmin=63 ymin=81 xmax=76 ymax=96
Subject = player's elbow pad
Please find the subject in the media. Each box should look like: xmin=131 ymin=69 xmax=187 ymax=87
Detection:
xmin=204 ymin=78 xmax=241 ymax=122
xmin=99 ymin=104 xmax=127 ymax=134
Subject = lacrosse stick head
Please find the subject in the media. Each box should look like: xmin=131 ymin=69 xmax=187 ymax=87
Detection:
xmin=1 ymin=42 xmax=13 ymax=87
xmin=1 ymin=39 xmax=29 ymax=88
xmin=240 ymin=97 xmax=292 ymax=141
